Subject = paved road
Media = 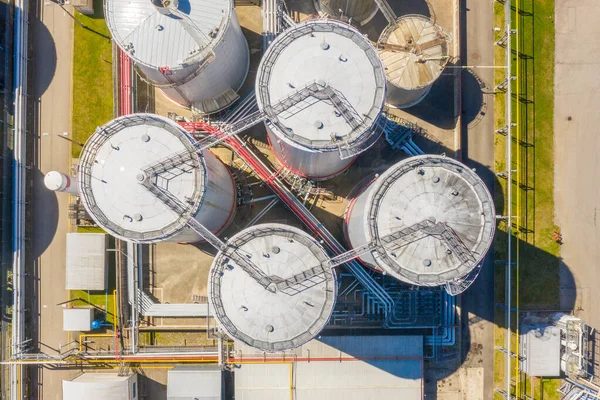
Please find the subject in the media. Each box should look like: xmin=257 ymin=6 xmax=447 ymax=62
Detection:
xmin=459 ymin=0 xmax=496 ymax=398
xmin=554 ymin=0 xmax=600 ymax=330
xmin=30 ymin=2 xmax=77 ymax=398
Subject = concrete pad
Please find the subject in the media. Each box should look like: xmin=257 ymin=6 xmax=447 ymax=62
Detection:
xmin=31 ymin=2 xmax=81 ymax=399
xmin=554 ymin=0 xmax=600 ymax=329
xmin=459 ymin=367 xmax=484 ymax=400
xmin=151 ymin=242 xmax=214 ymax=303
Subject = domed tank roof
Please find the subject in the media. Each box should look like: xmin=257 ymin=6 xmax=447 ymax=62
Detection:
xmin=105 ymin=0 xmax=233 ymax=69
xmin=360 ymin=155 xmax=495 ymax=286
xmin=77 ymin=114 xmax=206 ymax=243
xmin=256 ymin=20 xmax=386 ymax=152
xmin=378 ymin=16 xmax=450 ymax=91
xmin=209 ymin=224 xmax=337 ymax=352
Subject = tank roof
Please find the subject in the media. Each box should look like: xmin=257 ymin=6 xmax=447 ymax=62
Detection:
xmin=44 ymin=171 xmax=67 ymax=191
xmin=364 ymin=155 xmax=495 ymax=286
xmin=378 ymin=16 xmax=449 ymax=90
xmin=209 ymin=224 xmax=336 ymax=352
xmin=105 ymin=0 xmax=232 ymax=69
xmin=78 ymin=114 xmax=205 ymax=243
xmin=256 ymin=20 xmax=386 ymax=150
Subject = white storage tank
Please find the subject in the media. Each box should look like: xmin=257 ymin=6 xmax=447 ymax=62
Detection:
xmin=256 ymin=20 xmax=387 ymax=180
xmin=77 ymin=114 xmax=236 ymax=243
xmin=315 ymin=0 xmax=379 ymax=26
xmin=105 ymin=0 xmax=250 ymax=114
xmin=209 ymin=224 xmax=337 ymax=352
xmin=344 ymin=155 xmax=495 ymax=289
xmin=378 ymin=15 xmax=450 ymax=108
xmin=44 ymin=171 xmax=78 ymax=195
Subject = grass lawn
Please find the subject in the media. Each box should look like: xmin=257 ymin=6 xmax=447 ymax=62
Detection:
xmin=534 ymin=378 xmax=563 ymax=399
xmin=71 ymin=0 xmax=113 ymax=158
xmin=70 ymin=289 xmax=116 ymax=325
xmin=493 ymin=0 xmax=560 ymax=397
xmin=76 ymin=225 xmax=106 ymax=234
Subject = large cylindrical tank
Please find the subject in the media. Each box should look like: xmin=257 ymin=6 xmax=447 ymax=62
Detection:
xmin=44 ymin=171 xmax=78 ymax=195
xmin=209 ymin=224 xmax=337 ymax=352
xmin=77 ymin=114 xmax=236 ymax=243
xmin=256 ymin=20 xmax=387 ymax=180
xmin=105 ymin=0 xmax=250 ymax=114
xmin=315 ymin=0 xmax=379 ymax=26
xmin=378 ymin=16 xmax=450 ymax=108
xmin=344 ymin=155 xmax=495 ymax=288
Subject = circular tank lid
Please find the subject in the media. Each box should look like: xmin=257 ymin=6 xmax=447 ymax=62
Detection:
xmin=256 ymin=20 xmax=386 ymax=150
xmin=378 ymin=16 xmax=449 ymax=90
xmin=209 ymin=224 xmax=336 ymax=352
xmin=77 ymin=114 xmax=206 ymax=243
xmin=44 ymin=171 xmax=68 ymax=191
xmin=364 ymin=155 xmax=495 ymax=286
xmin=105 ymin=0 xmax=232 ymax=69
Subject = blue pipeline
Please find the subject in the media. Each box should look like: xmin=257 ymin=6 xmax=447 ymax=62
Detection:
xmin=401 ymin=139 xmax=425 ymax=156
xmin=332 ymin=278 xmax=457 ymax=347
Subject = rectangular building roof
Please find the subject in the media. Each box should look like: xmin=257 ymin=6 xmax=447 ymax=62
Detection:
xmin=63 ymin=308 xmax=94 ymax=332
xmin=520 ymin=324 xmax=561 ymax=377
xmin=234 ymin=335 xmax=423 ymax=400
xmin=71 ymin=0 xmax=93 ymax=7
xmin=63 ymin=373 xmax=137 ymax=400
xmin=167 ymin=365 xmax=222 ymax=400
xmin=66 ymin=233 xmax=107 ymax=290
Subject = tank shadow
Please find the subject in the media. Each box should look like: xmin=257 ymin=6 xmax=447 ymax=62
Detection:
xmin=238 ymin=26 xmax=263 ymax=98
xmin=401 ymin=66 xmax=457 ymax=130
xmin=31 ymin=168 xmax=60 ymax=259
xmin=282 ymin=0 xmax=318 ymax=20
xmin=361 ymin=0 xmax=433 ymax=41
xmin=31 ymin=14 xmax=57 ymax=98
xmin=138 ymin=375 xmax=167 ymax=400
xmin=461 ymin=67 xmax=490 ymax=129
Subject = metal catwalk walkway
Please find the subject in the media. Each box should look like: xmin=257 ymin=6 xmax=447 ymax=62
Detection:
xmin=190 ymin=122 xmax=400 ymax=323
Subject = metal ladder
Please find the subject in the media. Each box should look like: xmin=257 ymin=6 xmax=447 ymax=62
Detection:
xmin=322 ymin=86 xmax=362 ymax=130
xmin=141 ymin=175 xmax=277 ymax=293
xmin=437 ymin=225 xmax=476 ymax=264
xmin=276 ymin=219 xmax=476 ymax=294
xmin=167 ymin=5 xmax=216 ymax=66
xmin=144 ymin=81 xmax=366 ymax=176
xmin=274 ymin=220 xmax=437 ymax=295
xmin=185 ymin=217 xmax=277 ymax=292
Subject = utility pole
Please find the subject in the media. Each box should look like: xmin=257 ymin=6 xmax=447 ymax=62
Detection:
xmin=56 ymin=134 xmax=84 ymax=148
xmin=56 ymin=3 xmax=85 ymax=29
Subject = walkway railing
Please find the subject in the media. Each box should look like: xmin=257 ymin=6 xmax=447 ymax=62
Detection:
xmin=494 ymin=0 xmax=520 ymax=396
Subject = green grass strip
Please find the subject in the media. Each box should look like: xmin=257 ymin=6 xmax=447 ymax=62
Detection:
xmin=71 ymin=0 xmax=113 ymax=158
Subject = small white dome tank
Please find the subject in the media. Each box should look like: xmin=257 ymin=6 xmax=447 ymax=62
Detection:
xmin=378 ymin=15 xmax=450 ymax=108
xmin=44 ymin=171 xmax=78 ymax=195
xmin=344 ymin=155 xmax=495 ymax=288
xmin=105 ymin=0 xmax=250 ymax=114
xmin=256 ymin=20 xmax=387 ymax=180
xmin=77 ymin=114 xmax=236 ymax=243
xmin=209 ymin=224 xmax=337 ymax=352
xmin=315 ymin=0 xmax=379 ymax=26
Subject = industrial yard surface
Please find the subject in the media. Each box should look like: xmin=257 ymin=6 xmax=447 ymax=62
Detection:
xmin=2 ymin=0 xmax=598 ymax=400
